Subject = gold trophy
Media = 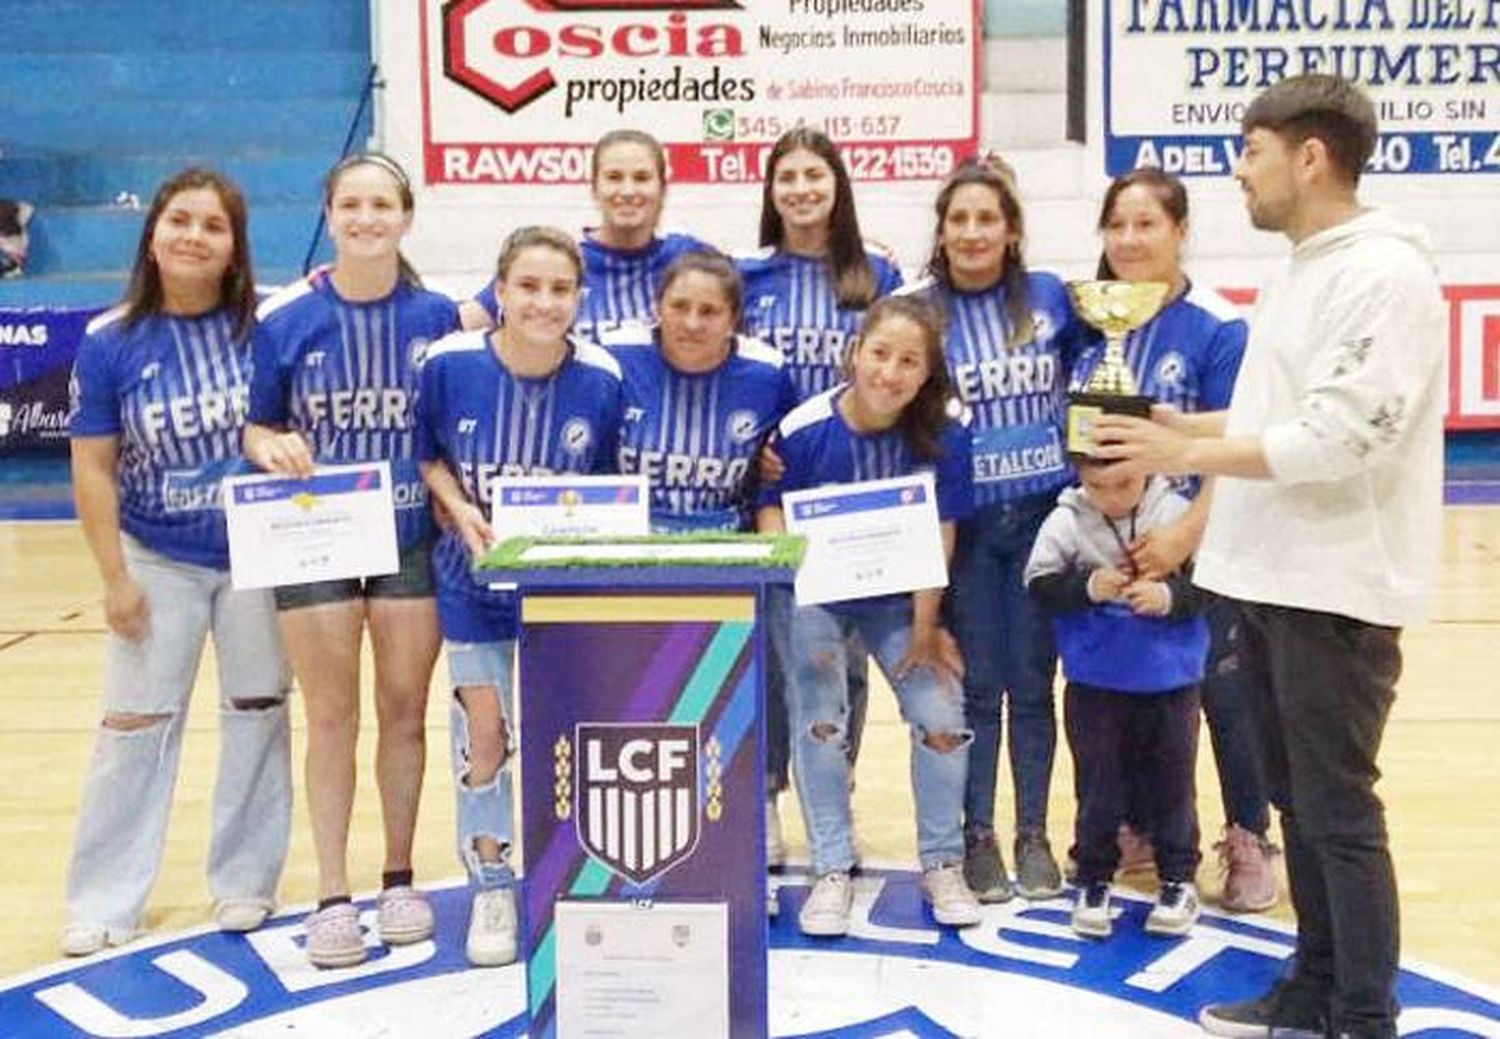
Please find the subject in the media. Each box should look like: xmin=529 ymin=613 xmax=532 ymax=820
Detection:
xmin=1065 ymin=280 xmax=1170 ymax=458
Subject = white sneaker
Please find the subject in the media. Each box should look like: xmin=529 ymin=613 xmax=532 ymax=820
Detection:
xmin=215 ymin=897 xmax=274 ymax=932
xmin=61 ymin=923 xmax=136 ymax=957
xmin=766 ymin=794 xmax=785 ymax=867
xmin=1145 ymin=881 xmax=1201 ymax=936
xmin=798 ymin=871 xmax=853 ymax=936
xmin=1071 ymin=882 xmax=1113 ymax=938
xmin=467 ymin=887 xmax=519 ymax=967
xmin=922 ymin=863 xmax=982 ymax=927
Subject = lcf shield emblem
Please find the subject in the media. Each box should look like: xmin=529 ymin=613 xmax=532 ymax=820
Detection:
xmin=576 ymin=723 xmax=700 ymax=885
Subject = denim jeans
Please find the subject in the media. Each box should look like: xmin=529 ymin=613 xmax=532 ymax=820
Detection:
xmin=947 ymin=496 xmax=1059 ymax=839
xmin=1237 ymin=601 xmax=1402 ymax=1039
xmin=1201 ymin=593 xmax=1271 ymax=833
xmin=766 ymin=600 xmax=869 ymax=796
xmin=445 ymin=639 xmax=518 ymax=889
xmin=1065 ymin=683 xmax=1202 ymax=885
xmin=784 ymin=595 xmax=970 ymax=875
xmin=66 ymin=539 xmax=291 ymax=932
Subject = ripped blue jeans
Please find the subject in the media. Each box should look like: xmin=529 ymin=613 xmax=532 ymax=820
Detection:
xmin=782 ymin=594 xmax=971 ymax=876
xmin=445 ymin=639 xmax=517 ymax=890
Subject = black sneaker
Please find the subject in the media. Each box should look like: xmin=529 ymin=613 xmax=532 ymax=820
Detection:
xmin=1198 ymin=977 xmax=1329 ymax=1037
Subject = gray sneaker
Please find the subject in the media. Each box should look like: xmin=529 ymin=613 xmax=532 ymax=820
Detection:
xmin=963 ymin=832 xmax=1014 ymax=903
xmin=1014 ymin=831 xmax=1064 ymax=899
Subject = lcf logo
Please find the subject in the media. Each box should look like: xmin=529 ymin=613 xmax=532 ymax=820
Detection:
xmin=575 ymin=722 xmax=699 ymax=885
xmin=442 ymin=0 xmax=746 ymax=114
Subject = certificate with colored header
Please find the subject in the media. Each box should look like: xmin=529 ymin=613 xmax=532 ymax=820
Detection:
xmin=554 ymin=899 xmax=729 ymax=1039
xmin=782 ymin=472 xmax=947 ymax=606
xmin=491 ymin=474 xmax=650 ymax=538
xmin=223 ymin=462 xmax=399 ymax=590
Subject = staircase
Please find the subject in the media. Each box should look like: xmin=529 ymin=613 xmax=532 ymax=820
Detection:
xmin=0 ymin=0 xmax=372 ymax=309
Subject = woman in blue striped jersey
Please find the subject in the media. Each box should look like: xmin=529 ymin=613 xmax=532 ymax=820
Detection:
xmin=610 ymin=250 xmax=797 ymax=533
xmin=244 ymin=153 xmax=460 ymax=968
xmin=737 ymin=127 xmax=904 ymax=401
xmin=65 ymin=168 xmax=291 ymax=956
xmin=737 ymin=128 xmax=902 ymax=855
xmin=756 ymin=294 xmax=979 ymax=936
xmin=908 ymin=156 xmax=1086 ymax=905
xmin=461 ymin=129 xmax=710 ymax=341
xmin=417 ymin=226 xmax=623 ymax=968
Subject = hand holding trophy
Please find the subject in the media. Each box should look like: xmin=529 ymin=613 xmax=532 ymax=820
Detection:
xmin=1065 ymin=280 xmax=1170 ymax=458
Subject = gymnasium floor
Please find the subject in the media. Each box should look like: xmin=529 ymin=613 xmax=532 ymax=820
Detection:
xmin=0 ymin=460 xmax=1497 ymax=1036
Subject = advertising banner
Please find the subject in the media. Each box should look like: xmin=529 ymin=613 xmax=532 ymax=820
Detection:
xmin=1100 ymin=0 xmax=1500 ymax=176
xmin=418 ymin=0 xmax=981 ymax=185
xmin=0 ymin=306 xmax=101 ymax=455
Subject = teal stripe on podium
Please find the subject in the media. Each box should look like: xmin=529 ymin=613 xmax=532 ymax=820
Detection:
xmin=529 ymin=618 xmax=754 ymax=1019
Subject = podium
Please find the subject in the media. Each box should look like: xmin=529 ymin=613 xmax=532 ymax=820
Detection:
xmin=476 ymin=535 xmax=802 ymax=1039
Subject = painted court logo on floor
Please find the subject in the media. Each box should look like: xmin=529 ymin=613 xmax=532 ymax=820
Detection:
xmin=2 ymin=868 xmax=1496 ymax=1037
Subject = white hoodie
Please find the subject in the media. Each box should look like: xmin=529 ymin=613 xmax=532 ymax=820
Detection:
xmin=1195 ymin=208 xmax=1446 ymax=627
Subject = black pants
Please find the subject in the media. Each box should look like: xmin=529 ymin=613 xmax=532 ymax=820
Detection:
xmin=1237 ymin=600 xmax=1402 ymax=1039
xmin=1127 ymin=594 xmax=1270 ymax=835
xmin=1065 ymin=682 xmax=1201 ymax=885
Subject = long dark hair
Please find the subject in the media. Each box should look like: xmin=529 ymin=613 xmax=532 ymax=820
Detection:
xmin=323 ymin=152 xmax=422 ymax=287
xmin=121 ymin=168 xmax=256 ymax=342
xmin=847 ymin=295 xmax=953 ymax=462
xmin=925 ymin=155 xmax=1034 ymax=347
xmin=1095 ymin=166 xmax=1189 ymax=279
xmin=758 ymin=127 xmax=877 ymax=309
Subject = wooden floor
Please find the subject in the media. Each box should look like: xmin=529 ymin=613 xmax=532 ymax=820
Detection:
xmin=2 ymin=509 xmax=1498 ymax=985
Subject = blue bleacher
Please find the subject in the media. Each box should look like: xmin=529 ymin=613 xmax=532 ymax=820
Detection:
xmin=0 ymin=0 xmax=372 ymax=309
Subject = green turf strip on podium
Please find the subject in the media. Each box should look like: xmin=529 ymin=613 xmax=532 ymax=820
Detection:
xmin=474 ymin=532 xmax=805 ymax=574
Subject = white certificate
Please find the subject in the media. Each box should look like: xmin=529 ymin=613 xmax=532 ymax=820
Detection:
xmin=782 ymin=472 xmax=947 ymax=606
xmin=491 ymin=474 xmax=650 ymax=538
xmin=555 ymin=900 xmax=729 ymax=1039
xmin=223 ymin=462 xmax=399 ymax=590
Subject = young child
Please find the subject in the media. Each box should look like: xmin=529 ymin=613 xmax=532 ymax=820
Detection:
xmin=1024 ymin=459 xmax=1208 ymax=939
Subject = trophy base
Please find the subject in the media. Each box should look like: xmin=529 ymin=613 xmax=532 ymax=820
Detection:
xmin=1067 ymin=392 xmax=1154 ymax=460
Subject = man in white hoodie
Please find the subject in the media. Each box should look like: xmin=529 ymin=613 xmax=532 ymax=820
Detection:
xmin=1092 ymin=74 xmax=1446 ymax=1039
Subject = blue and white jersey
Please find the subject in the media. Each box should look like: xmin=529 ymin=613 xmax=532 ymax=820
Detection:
xmin=1069 ymin=282 xmax=1246 ymax=415
xmin=470 ymin=230 xmax=712 ymax=342
xmin=760 ymin=386 xmax=973 ymax=525
xmin=736 ymin=246 xmax=904 ymax=402
xmin=68 ymin=307 xmax=251 ymax=569
xmin=907 ymin=270 xmax=1083 ymax=508
xmin=415 ymin=331 xmax=623 ymax=642
xmin=248 ymin=271 xmax=460 ymax=552
xmin=610 ymin=330 xmax=797 ymax=532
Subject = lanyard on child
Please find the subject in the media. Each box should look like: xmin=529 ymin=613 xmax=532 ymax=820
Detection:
xmin=1103 ymin=507 xmax=1139 ymax=579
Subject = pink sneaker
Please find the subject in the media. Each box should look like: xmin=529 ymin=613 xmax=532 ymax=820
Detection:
xmin=304 ymin=903 xmax=366 ymax=968
xmin=1116 ymin=824 xmax=1156 ymax=877
xmin=1216 ymin=825 xmax=1279 ymax=913
xmin=376 ymin=885 xmax=435 ymax=944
